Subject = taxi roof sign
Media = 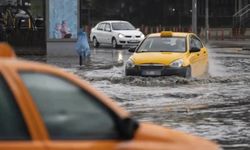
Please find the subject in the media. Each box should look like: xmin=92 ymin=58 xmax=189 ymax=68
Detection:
xmin=0 ymin=43 xmax=16 ymax=58
xmin=160 ymin=31 xmax=173 ymax=37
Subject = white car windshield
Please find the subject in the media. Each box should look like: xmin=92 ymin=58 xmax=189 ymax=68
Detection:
xmin=137 ymin=37 xmax=186 ymax=52
xmin=111 ymin=22 xmax=135 ymax=30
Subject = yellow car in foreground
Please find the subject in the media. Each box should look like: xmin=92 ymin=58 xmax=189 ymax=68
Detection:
xmin=0 ymin=43 xmax=218 ymax=150
xmin=125 ymin=31 xmax=208 ymax=77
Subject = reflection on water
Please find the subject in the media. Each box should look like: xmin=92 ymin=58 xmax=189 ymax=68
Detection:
xmin=117 ymin=51 xmax=124 ymax=64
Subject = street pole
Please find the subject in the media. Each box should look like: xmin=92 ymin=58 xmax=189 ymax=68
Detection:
xmin=192 ymin=0 xmax=197 ymax=34
xmin=235 ymin=0 xmax=237 ymax=13
xmin=205 ymin=0 xmax=209 ymax=43
xmin=239 ymin=0 xmax=242 ymax=11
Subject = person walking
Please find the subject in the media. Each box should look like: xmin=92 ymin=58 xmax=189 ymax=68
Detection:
xmin=75 ymin=28 xmax=91 ymax=66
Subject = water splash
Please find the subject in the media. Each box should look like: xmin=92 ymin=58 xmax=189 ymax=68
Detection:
xmin=207 ymin=47 xmax=228 ymax=77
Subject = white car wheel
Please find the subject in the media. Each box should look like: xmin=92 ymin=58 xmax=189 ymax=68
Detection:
xmin=93 ymin=37 xmax=99 ymax=48
xmin=112 ymin=38 xmax=121 ymax=49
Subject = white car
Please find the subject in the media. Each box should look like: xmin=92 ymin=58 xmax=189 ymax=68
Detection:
xmin=90 ymin=20 xmax=145 ymax=48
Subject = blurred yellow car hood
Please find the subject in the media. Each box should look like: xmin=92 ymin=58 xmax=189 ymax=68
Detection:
xmin=131 ymin=52 xmax=186 ymax=65
xmin=0 ymin=43 xmax=16 ymax=58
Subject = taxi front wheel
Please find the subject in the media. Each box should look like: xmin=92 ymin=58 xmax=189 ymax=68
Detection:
xmin=185 ymin=67 xmax=192 ymax=78
xmin=125 ymin=69 xmax=131 ymax=76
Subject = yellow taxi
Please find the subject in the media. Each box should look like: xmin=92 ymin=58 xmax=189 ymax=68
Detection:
xmin=125 ymin=31 xmax=208 ymax=77
xmin=0 ymin=43 xmax=219 ymax=150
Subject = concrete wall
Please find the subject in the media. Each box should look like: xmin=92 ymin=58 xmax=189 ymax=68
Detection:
xmin=47 ymin=41 xmax=77 ymax=56
xmin=199 ymin=28 xmax=250 ymax=40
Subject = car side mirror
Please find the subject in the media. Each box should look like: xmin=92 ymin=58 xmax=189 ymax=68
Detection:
xmin=128 ymin=47 xmax=136 ymax=53
xmin=119 ymin=118 xmax=139 ymax=140
xmin=136 ymin=28 xmax=140 ymax=31
xmin=190 ymin=47 xmax=200 ymax=53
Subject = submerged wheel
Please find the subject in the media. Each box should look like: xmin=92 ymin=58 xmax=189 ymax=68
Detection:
xmin=185 ymin=67 xmax=192 ymax=78
xmin=203 ymin=64 xmax=210 ymax=78
xmin=204 ymin=64 xmax=209 ymax=75
xmin=125 ymin=70 xmax=128 ymax=76
xmin=112 ymin=38 xmax=120 ymax=49
xmin=93 ymin=37 xmax=99 ymax=48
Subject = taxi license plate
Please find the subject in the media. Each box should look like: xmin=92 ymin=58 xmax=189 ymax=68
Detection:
xmin=142 ymin=70 xmax=161 ymax=76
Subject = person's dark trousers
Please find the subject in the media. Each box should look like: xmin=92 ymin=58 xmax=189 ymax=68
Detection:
xmin=0 ymin=26 xmax=4 ymax=41
xmin=79 ymin=55 xmax=83 ymax=66
xmin=79 ymin=51 xmax=85 ymax=66
xmin=79 ymin=52 xmax=90 ymax=66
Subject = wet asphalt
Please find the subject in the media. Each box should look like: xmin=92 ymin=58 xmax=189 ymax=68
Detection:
xmin=21 ymin=44 xmax=250 ymax=150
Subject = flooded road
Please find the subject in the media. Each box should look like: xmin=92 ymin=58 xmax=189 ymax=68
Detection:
xmin=22 ymin=46 xmax=250 ymax=150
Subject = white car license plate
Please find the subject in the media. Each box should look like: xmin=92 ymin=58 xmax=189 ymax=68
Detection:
xmin=129 ymin=40 xmax=139 ymax=43
xmin=142 ymin=70 xmax=161 ymax=76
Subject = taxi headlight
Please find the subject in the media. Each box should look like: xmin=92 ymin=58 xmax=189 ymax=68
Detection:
xmin=126 ymin=59 xmax=135 ymax=68
xmin=170 ymin=59 xmax=184 ymax=68
xmin=118 ymin=33 xmax=125 ymax=38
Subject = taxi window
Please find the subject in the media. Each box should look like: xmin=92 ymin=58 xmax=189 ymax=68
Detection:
xmin=190 ymin=36 xmax=203 ymax=49
xmin=20 ymin=72 xmax=118 ymax=140
xmin=0 ymin=75 xmax=30 ymax=140
xmin=137 ymin=37 xmax=186 ymax=52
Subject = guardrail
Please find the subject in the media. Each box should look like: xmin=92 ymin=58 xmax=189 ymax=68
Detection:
xmin=233 ymin=4 xmax=250 ymax=27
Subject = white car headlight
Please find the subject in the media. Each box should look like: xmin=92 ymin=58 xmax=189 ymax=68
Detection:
xmin=118 ymin=33 xmax=125 ymax=38
xmin=140 ymin=33 xmax=145 ymax=38
xmin=126 ymin=59 xmax=135 ymax=68
xmin=170 ymin=59 xmax=184 ymax=68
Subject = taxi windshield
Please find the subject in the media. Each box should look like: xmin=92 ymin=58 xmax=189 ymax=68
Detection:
xmin=137 ymin=37 xmax=186 ymax=52
xmin=111 ymin=22 xmax=135 ymax=30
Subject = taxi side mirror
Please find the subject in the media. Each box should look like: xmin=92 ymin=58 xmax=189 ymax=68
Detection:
xmin=190 ymin=47 xmax=200 ymax=53
xmin=119 ymin=118 xmax=139 ymax=140
xmin=128 ymin=47 xmax=136 ymax=53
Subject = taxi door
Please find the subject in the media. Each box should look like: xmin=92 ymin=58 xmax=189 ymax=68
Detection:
xmin=0 ymin=67 xmax=45 ymax=150
xmin=188 ymin=35 xmax=205 ymax=77
xmin=192 ymin=36 xmax=208 ymax=76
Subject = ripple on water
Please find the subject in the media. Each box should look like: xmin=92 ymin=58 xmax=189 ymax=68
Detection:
xmin=69 ymin=63 xmax=250 ymax=150
xmin=77 ymin=67 xmax=250 ymax=87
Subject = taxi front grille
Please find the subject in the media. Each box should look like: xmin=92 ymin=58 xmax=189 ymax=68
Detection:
xmin=139 ymin=65 xmax=164 ymax=70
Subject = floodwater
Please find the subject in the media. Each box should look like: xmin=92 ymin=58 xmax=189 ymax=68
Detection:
xmin=22 ymin=46 xmax=250 ymax=150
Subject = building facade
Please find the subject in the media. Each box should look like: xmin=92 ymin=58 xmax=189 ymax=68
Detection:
xmin=81 ymin=0 xmax=250 ymax=27
xmin=0 ymin=0 xmax=45 ymax=52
